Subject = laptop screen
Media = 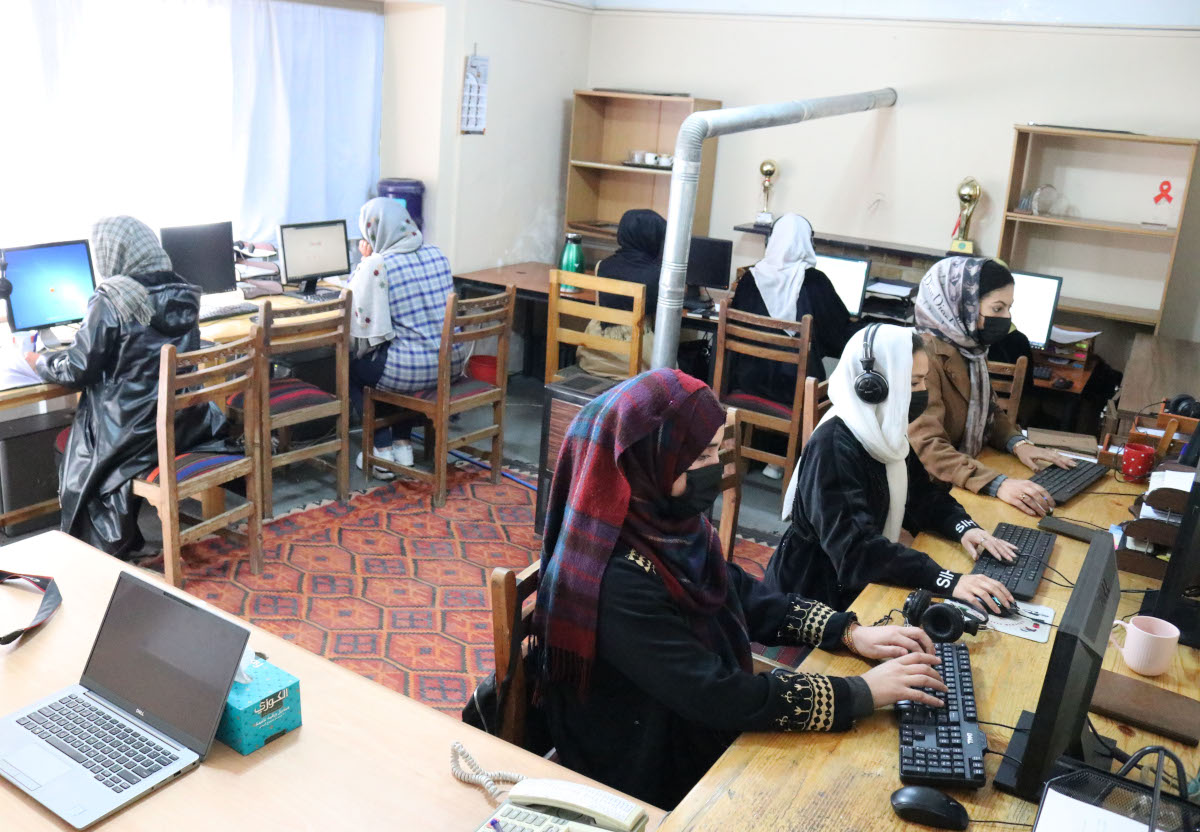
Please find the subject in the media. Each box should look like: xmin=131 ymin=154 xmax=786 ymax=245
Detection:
xmin=81 ymin=573 xmax=249 ymax=757
xmin=814 ymin=253 xmax=870 ymax=316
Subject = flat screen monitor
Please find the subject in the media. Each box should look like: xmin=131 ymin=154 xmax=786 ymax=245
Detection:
xmin=686 ymin=236 xmax=733 ymax=289
xmin=993 ymin=534 xmax=1120 ymax=802
xmin=1142 ymin=478 xmax=1200 ymax=647
xmin=1010 ymin=271 xmax=1063 ymax=350
xmin=815 ymin=253 xmax=870 ymax=316
xmin=278 ymin=220 xmax=350 ymax=294
xmin=1 ymin=240 xmax=96 ymax=331
xmin=160 ymin=221 xmax=236 ymax=295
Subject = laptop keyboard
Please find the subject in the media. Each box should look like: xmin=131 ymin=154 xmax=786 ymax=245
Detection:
xmin=16 ymin=694 xmax=179 ymax=794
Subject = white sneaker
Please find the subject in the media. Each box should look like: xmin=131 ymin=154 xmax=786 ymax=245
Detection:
xmin=357 ymin=447 xmax=395 ymax=480
xmin=762 ymin=464 xmax=784 ymax=480
xmin=392 ymin=441 xmax=415 ymax=467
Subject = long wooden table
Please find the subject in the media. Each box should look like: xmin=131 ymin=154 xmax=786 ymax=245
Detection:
xmin=662 ymin=450 xmax=1199 ymax=831
xmin=0 ymin=532 xmax=663 ymax=831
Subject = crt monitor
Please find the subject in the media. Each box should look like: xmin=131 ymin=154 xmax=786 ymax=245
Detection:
xmin=278 ymin=220 xmax=350 ymax=294
xmin=159 ymin=221 xmax=236 ymax=295
xmin=1 ymin=240 xmax=96 ymax=331
xmin=1141 ymin=478 xmax=1200 ymax=647
xmin=993 ymin=533 xmax=1120 ymax=802
xmin=815 ymin=253 xmax=870 ymax=316
xmin=1010 ymin=271 xmax=1063 ymax=350
xmin=686 ymin=236 xmax=733 ymax=289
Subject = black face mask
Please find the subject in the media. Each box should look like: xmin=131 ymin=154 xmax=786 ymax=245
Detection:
xmin=908 ymin=390 xmax=930 ymax=423
xmin=978 ymin=315 xmax=1011 ymax=346
xmin=659 ymin=463 xmax=724 ymax=521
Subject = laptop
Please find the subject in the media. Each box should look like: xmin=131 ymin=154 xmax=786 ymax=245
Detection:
xmin=0 ymin=571 xmax=249 ymax=829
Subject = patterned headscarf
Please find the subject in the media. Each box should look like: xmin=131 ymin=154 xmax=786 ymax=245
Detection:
xmin=913 ymin=256 xmax=994 ymax=456
xmin=534 ymin=369 xmax=740 ymax=697
xmin=359 ymin=197 xmax=422 ymax=256
xmin=90 ymin=216 xmax=173 ymax=326
xmin=348 ymin=198 xmax=424 ymax=352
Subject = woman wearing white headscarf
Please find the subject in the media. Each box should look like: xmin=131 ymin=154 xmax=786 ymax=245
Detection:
xmin=763 ymin=324 xmax=1015 ymax=613
xmin=728 ymin=214 xmax=857 ymax=478
xmin=346 ymin=197 xmax=463 ymax=476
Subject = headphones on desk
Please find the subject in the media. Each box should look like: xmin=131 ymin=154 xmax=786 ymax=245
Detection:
xmin=902 ymin=589 xmax=987 ymax=643
xmin=1166 ymin=394 xmax=1200 ymax=420
xmin=854 ymin=324 xmax=890 ymax=404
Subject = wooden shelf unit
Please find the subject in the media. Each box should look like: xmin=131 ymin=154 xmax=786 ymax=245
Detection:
xmin=564 ymin=90 xmax=721 ymax=250
xmin=997 ymin=125 xmax=1198 ymax=332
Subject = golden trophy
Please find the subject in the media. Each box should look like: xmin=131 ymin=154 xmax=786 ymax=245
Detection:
xmin=755 ymin=159 xmax=778 ymax=226
xmin=950 ymin=177 xmax=981 ymax=254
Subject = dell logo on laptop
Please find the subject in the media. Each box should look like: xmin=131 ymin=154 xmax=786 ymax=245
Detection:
xmin=135 ymin=708 xmax=145 ymax=717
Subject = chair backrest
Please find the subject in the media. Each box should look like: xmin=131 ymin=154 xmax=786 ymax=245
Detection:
xmin=717 ymin=407 xmax=743 ymax=560
xmin=490 ymin=560 xmax=540 ymax=746
xmin=156 ymin=329 xmax=263 ymax=498
xmin=801 ymin=376 xmax=831 ymax=448
xmin=711 ymin=307 xmax=813 ymax=421
xmin=545 ymin=270 xmax=646 ymax=384
xmin=988 ymin=355 xmax=1028 ymax=419
xmin=260 ymin=292 xmax=352 ymax=358
xmin=439 ymin=287 xmax=516 ymax=391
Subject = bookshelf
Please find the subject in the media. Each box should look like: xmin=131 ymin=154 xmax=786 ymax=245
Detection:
xmin=997 ymin=125 xmax=1198 ymax=333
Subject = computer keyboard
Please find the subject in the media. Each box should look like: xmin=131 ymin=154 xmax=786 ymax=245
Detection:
xmin=1030 ymin=460 xmax=1108 ymax=504
xmin=970 ymin=522 xmax=1057 ymax=600
xmin=300 ymin=288 xmax=342 ymax=304
xmin=896 ymin=642 xmax=987 ymax=790
xmin=1032 ymin=366 xmax=1052 ymax=380
xmin=198 ymin=301 xmax=258 ymax=322
xmin=16 ymin=693 xmax=179 ymax=794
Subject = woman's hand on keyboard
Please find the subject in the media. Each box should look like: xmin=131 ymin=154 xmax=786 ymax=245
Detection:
xmin=862 ymin=653 xmax=948 ymax=708
xmin=1015 ymin=442 xmax=1076 ymax=472
xmin=850 ymin=624 xmax=935 ymax=660
xmin=960 ymin=528 xmax=1019 ymax=563
xmin=996 ymin=478 xmax=1055 ymax=517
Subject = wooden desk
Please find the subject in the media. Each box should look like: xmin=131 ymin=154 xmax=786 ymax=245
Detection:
xmin=0 ymin=532 xmax=663 ymax=831
xmin=1032 ymin=353 xmax=1096 ymax=395
xmin=196 ymin=293 xmax=313 ymax=343
xmin=662 ymin=450 xmax=1198 ymax=831
xmin=455 ymin=262 xmax=597 ymax=304
xmin=1119 ymin=333 xmax=1200 ymax=428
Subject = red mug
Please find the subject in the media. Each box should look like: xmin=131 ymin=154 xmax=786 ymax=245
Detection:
xmin=1122 ymin=442 xmax=1155 ymax=482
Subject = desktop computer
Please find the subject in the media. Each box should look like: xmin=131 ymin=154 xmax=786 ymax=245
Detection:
xmin=1140 ymin=479 xmax=1200 ymax=647
xmin=685 ymin=236 xmax=732 ymax=311
xmin=278 ymin=220 xmax=350 ymax=296
xmin=1010 ymin=271 xmax=1063 ymax=350
xmin=993 ymin=533 xmax=1121 ymax=802
xmin=814 ymin=253 xmax=870 ymax=316
xmin=160 ymin=222 xmax=237 ymax=295
xmin=0 ymin=240 xmax=96 ymax=335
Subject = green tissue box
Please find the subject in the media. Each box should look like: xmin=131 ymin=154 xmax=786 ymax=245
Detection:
xmin=216 ymin=658 xmax=301 ymax=755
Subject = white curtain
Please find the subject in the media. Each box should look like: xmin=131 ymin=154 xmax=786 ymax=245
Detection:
xmin=0 ymin=0 xmax=382 ymax=246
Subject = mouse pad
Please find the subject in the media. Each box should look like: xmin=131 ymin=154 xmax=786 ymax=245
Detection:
xmin=984 ymin=601 xmax=1054 ymax=643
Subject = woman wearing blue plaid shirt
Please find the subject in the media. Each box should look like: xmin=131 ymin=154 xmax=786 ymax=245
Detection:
xmin=347 ymin=198 xmax=464 ymax=478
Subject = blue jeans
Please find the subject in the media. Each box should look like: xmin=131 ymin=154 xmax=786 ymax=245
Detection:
xmin=349 ymin=347 xmax=412 ymax=448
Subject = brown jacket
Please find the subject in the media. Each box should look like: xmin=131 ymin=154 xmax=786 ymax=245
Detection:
xmin=909 ymin=338 xmax=1022 ymax=493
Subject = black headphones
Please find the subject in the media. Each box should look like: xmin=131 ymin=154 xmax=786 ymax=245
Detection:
xmin=1166 ymin=394 xmax=1200 ymax=420
xmin=854 ymin=323 xmax=889 ymax=404
xmin=902 ymin=590 xmax=987 ymax=643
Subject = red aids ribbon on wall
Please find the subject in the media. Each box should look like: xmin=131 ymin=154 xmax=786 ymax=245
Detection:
xmin=1154 ymin=180 xmax=1174 ymax=204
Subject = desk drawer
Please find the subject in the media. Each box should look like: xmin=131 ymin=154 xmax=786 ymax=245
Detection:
xmin=546 ymin=398 xmax=585 ymax=474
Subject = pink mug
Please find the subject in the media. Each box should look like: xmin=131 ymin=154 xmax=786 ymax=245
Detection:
xmin=1109 ymin=615 xmax=1180 ymax=676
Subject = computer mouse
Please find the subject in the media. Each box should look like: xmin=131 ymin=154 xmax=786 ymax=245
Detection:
xmin=991 ymin=596 xmax=1017 ymax=617
xmin=1052 ymin=377 xmax=1072 ymax=390
xmin=890 ymin=785 xmax=970 ymax=830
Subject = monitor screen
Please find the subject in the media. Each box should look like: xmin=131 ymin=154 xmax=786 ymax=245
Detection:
xmin=815 ymin=253 xmax=870 ymax=316
xmin=81 ymin=572 xmax=249 ymax=758
xmin=1148 ymin=478 xmax=1200 ymax=645
xmin=160 ymin=221 xmax=236 ymax=295
xmin=278 ymin=220 xmax=350 ymax=283
xmin=686 ymin=236 xmax=733 ymax=289
xmin=1010 ymin=271 xmax=1063 ymax=349
xmin=2 ymin=240 xmax=96 ymax=331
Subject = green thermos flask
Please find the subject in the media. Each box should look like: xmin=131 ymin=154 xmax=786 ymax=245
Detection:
xmin=558 ymin=233 xmax=583 ymax=291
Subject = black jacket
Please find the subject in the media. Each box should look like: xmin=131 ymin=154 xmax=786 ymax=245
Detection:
xmin=542 ymin=551 xmax=862 ymax=810
xmin=764 ymin=417 xmax=975 ymax=610
xmin=36 ymin=271 xmax=228 ymax=556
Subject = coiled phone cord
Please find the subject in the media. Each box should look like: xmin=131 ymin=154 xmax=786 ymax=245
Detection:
xmin=450 ymin=741 xmax=525 ymax=802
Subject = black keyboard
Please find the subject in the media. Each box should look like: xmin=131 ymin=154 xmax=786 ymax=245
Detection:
xmin=1030 ymin=460 xmax=1108 ymax=504
xmin=970 ymin=522 xmax=1057 ymax=600
xmin=1032 ymin=366 xmax=1052 ymax=380
xmin=198 ymin=301 xmax=258 ymax=322
xmin=301 ymin=288 xmax=342 ymax=304
xmin=15 ymin=693 xmax=179 ymax=794
xmin=896 ymin=642 xmax=987 ymax=789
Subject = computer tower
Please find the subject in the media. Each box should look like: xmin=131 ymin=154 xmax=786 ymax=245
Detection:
xmin=0 ymin=409 xmax=74 ymax=537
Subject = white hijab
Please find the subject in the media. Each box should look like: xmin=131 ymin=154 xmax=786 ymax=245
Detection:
xmin=752 ymin=214 xmax=818 ymax=322
xmin=349 ymin=197 xmax=424 ymax=353
xmin=783 ymin=324 xmax=914 ymax=544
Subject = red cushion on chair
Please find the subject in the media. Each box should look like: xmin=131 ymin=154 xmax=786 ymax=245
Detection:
xmin=407 ymin=377 xmax=497 ymax=403
xmin=140 ymin=452 xmax=245 ymax=484
xmin=226 ymin=376 xmax=335 ymax=414
xmin=722 ymin=391 xmax=794 ymax=420
xmin=55 ymin=427 xmax=71 ymax=455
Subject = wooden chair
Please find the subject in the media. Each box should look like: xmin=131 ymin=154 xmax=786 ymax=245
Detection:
xmin=490 ymin=561 xmax=540 ymax=747
xmin=132 ymin=331 xmax=265 ymax=588
xmin=801 ymin=376 xmax=832 ymax=448
xmin=717 ymin=407 xmax=744 ymax=561
xmin=228 ymin=293 xmax=352 ymax=518
xmin=363 ymin=287 xmax=515 ymax=508
xmin=711 ymin=305 xmax=813 ymax=506
xmin=988 ymin=356 xmax=1028 ymax=419
xmin=545 ymin=270 xmax=646 ymax=383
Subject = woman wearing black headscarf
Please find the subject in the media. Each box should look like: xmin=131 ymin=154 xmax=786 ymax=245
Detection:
xmin=534 ymin=368 xmax=946 ymax=809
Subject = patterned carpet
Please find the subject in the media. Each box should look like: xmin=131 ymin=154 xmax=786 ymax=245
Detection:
xmin=171 ymin=464 xmax=779 ymax=715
